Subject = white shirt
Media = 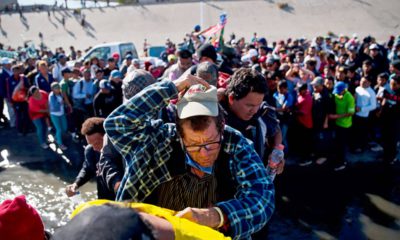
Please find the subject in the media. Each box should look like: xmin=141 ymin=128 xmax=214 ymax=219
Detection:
xmin=355 ymin=86 xmax=377 ymax=118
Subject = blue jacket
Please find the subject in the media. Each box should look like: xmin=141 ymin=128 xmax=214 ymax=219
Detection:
xmin=35 ymin=72 xmax=55 ymax=93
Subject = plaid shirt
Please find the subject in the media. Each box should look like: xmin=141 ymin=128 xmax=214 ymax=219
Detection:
xmin=104 ymin=80 xmax=275 ymax=239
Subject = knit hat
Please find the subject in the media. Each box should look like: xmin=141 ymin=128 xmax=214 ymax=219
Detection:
xmin=197 ymin=43 xmax=217 ymax=63
xmin=122 ymin=69 xmax=156 ymax=100
xmin=176 ymin=84 xmax=218 ymax=119
xmin=0 ymin=195 xmax=45 ymax=240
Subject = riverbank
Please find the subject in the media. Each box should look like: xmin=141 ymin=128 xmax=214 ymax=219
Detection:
xmin=1 ymin=0 xmax=399 ymax=52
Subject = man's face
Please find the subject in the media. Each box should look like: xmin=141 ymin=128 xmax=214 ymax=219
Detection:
xmin=313 ymin=84 xmax=323 ymax=93
xmin=83 ymin=71 xmax=91 ymax=80
xmin=13 ymin=67 xmax=21 ymax=77
xmin=308 ymin=47 xmax=316 ymax=56
xmin=228 ymin=92 xmax=264 ymax=121
xmin=86 ymin=133 xmax=104 ymax=152
xmin=178 ymin=57 xmax=192 ymax=71
xmin=336 ymin=70 xmax=345 ymax=80
xmin=363 ymin=64 xmax=372 ymax=73
xmin=360 ymin=78 xmax=370 ymax=88
xmin=39 ymin=64 xmax=48 ymax=73
xmin=389 ymin=64 xmax=399 ymax=75
xmin=182 ymin=120 xmax=221 ymax=168
xmin=369 ymin=49 xmax=379 ymax=58
xmin=325 ymin=79 xmax=334 ymax=90
xmin=96 ymin=71 xmax=104 ymax=80
xmin=377 ymin=77 xmax=386 ymax=86
xmin=108 ymin=60 xmax=116 ymax=69
xmin=390 ymin=79 xmax=399 ymax=91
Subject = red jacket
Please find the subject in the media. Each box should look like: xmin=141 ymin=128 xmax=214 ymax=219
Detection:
xmin=28 ymin=90 xmax=49 ymax=120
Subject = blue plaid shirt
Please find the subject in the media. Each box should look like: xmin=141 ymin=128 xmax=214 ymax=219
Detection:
xmin=104 ymin=80 xmax=275 ymax=239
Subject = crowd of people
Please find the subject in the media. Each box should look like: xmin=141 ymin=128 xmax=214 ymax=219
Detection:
xmin=1 ymin=31 xmax=400 ymax=239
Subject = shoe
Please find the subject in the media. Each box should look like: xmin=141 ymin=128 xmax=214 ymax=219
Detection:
xmin=40 ymin=143 xmax=49 ymax=149
xmin=390 ymin=158 xmax=398 ymax=165
xmin=59 ymin=144 xmax=68 ymax=151
xmin=299 ymin=160 xmax=312 ymax=167
xmin=334 ymin=163 xmax=347 ymax=171
xmin=316 ymin=157 xmax=328 ymax=165
xmin=371 ymin=145 xmax=383 ymax=152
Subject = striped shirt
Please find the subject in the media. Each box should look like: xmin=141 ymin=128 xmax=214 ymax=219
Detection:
xmin=104 ymin=80 xmax=275 ymax=239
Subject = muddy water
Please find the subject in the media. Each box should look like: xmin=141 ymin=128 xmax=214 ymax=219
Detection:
xmin=0 ymin=164 xmax=96 ymax=233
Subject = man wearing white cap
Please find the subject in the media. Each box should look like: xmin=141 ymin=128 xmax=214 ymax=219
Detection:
xmin=105 ymin=74 xmax=274 ymax=239
xmin=0 ymin=58 xmax=15 ymax=127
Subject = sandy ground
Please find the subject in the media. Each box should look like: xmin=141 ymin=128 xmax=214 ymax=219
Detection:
xmin=0 ymin=0 xmax=399 ymax=52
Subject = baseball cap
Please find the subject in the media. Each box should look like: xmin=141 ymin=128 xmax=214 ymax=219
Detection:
xmin=197 ymin=43 xmax=217 ymax=62
xmin=258 ymin=56 xmax=267 ymax=63
xmin=176 ymin=84 xmax=218 ymax=119
xmin=99 ymin=79 xmax=113 ymax=90
xmin=58 ymin=54 xmax=66 ymax=60
xmin=369 ymin=43 xmax=379 ymax=50
xmin=1 ymin=57 xmax=12 ymax=65
xmin=333 ymin=81 xmax=347 ymax=94
xmin=110 ymin=70 xmax=122 ymax=79
xmin=311 ymin=76 xmax=324 ymax=86
xmin=112 ymin=52 xmax=120 ymax=60
xmin=51 ymin=82 xmax=61 ymax=89
xmin=0 ymin=195 xmax=45 ymax=240
xmin=246 ymin=49 xmax=258 ymax=58
xmin=258 ymin=37 xmax=267 ymax=46
xmin=125 ymin=54 xmax=133 ymax=60
xmin=61 ymin=67 xmax=72 ymax=75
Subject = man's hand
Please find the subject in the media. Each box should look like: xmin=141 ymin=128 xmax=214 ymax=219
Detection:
xmin=175 ymin=207 xmax=221 ymax=229
xmin=113 ymin=181 xmax=121 ymax=193
xmin=174 ymin=74 xmax=210 ymax=92
xmin=65 ymin=183 xmax=78 ymax=197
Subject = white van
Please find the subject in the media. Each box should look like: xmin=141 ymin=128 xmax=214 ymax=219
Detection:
xmin=80 ymin=42 xmax=138 ymax=66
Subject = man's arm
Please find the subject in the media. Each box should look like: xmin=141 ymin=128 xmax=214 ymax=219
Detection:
xmin=98 ymin=136 xmax=124 ymax=193
xmin=66 ymin=145 xmax=97 ymax=196
xmin=216 ymin=131 xmax=274 ymax=239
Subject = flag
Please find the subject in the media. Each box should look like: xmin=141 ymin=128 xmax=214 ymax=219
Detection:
xmin=200 ymin=13 xmax=227 ymax=50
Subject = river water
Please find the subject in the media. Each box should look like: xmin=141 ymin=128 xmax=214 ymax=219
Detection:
xmin=0 ymin=160 xmax=96 ymax=233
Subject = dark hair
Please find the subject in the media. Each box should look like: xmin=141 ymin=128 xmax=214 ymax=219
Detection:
xmin=226 ymin=68 xmax=267 ymax=100
xmin=176 ymin=107 xmax=225 ymax=138
xmin=391 ymin=75 xmax=400 ymax=84
xmin=81 ymin=117 xmax=105 ymax=136
xmin=278 ymin=80 xmax=288 ymax=89
xmin=363 ymin=59 xmax=372 ymax=66
xmin=378 ymin=72 xmax=389 ymax=80
xmin=28 ymin=86 xmax=39 ymax=98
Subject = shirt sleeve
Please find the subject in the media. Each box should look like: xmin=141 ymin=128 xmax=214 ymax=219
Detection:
xmin=98 ymin=136 xmax=124 ymax=193
xmin=216 ymin=132 xmax=275 ymax=239
xmin=75 ymin=145 xmax=98 ymax=187
xmin=104 ymin=80 xmax=179 ymax=201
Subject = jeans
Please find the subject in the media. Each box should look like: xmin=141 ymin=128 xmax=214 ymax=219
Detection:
xmin=32 ymin=117 xmax=47 ymax=145
xmin=50 ymin=114 xmax=67 ymax=145
xmin=13 ymin=102 xmax=30 ymax=135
